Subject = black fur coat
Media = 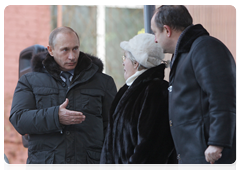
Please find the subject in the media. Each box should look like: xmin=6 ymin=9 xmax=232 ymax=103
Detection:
xmin=100 ymin=64 xmax=176 ymax=164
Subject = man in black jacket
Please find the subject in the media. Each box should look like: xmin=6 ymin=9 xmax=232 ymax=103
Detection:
xmin=9 ymin=27 xmax=117 ymax=164
xmin=151 ymin=5 xmax=236 ymax=164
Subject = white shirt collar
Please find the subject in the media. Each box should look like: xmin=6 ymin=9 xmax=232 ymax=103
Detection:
xmin=126 ymin=69 xmax=147 ymax=86
xmin=60 ymin=69 xmax=74 ymax=82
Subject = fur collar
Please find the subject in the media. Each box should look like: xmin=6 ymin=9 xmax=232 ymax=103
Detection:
xmin=119 ymin=63 xmax=166 ymax=94
xmin=31 ymin=51 xmax=104 ymax=78
xmin=170 ymin=24 xmax=209 ymax=69
xmin=110 ymin=63 xmax=166 ymax=117
xmin=176 ymin=24 xmax=209 ymax=54
xmin=130 ymin=63 xmax=165 ymax=88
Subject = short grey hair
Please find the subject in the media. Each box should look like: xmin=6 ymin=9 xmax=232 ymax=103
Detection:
xmin=124 ymin=51 xmax=147 ymax=71
xmin=49 ymin=26 xmax=80 ymax=48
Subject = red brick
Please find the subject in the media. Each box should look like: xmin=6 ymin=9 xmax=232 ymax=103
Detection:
xmin=4 ymin=5 xmax=51 ymax=164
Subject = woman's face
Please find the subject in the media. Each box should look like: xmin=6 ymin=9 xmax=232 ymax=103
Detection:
xmin=122 ymin=53 xmax=138 ymax=80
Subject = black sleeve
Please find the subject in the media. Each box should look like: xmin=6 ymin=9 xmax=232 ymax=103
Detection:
xmin=192 ymin=37 xmax=236 ymax=148
xmin=9 ymin=74 xmax=63 ymax=135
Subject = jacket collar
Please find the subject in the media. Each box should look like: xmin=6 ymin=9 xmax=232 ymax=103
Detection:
xmin=119 ymin=64 xmax=166 ymax=102
xmin=111 ymin=63 xmax=166 ymax=118
xmin=170 ymin=24 xmax=209 ymax=69
xmin=130 ymin=63 xmax=165 ymax=88
xmin=31 ymin=51 xmax=104 ymax=82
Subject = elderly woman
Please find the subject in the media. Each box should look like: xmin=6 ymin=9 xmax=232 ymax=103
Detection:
xmin=100 ymin=33 xmax=176 ymax=164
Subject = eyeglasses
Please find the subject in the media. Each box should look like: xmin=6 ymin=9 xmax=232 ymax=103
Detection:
xmin=122 ymin=55 xmax=126 ymax=62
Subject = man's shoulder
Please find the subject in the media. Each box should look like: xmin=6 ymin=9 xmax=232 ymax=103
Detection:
xmin=22 ymin=71 xmax=48 ymax=78
xmin=94 ymin=71 xmax=114 ymax=80
xmin=19 ymin=71 xmax=51 ymax=85
xmin=193 ymin=35 xmax=225 ymax=48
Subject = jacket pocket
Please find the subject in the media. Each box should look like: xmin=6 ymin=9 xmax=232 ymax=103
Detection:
xmin=33 ymin=87 xmax=59 ymax=108
xmin=78 ymin=89 xmax=104 ymax=116
xmin=86 ymin=149 xmax=101 ymax=164
xmin=28 ymin=150 xmax=55 ymax=164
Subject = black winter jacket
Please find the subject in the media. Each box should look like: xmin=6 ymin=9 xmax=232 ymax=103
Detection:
xmin=100 ymin=64 xmax=176 ymax=164
xmin=9 ymin=51 xmax=117 ymax=164
xmin=168 ymin=24 xmax=236 ymax=164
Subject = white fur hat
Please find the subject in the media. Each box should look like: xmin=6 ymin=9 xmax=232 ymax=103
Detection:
xmin=120 ymin=33 xmax=165 ymax=68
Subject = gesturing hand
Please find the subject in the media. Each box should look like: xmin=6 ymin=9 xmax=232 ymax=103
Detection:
xmin=58 ymin=98 xmax=85 ymax=125
xmin=205 ymin=145 xmax=223 ymax=164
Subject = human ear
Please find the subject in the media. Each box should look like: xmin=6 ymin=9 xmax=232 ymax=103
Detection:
xmin=47 ymin=45 xmax=54 ymax=57
xmin=163 ymin=25 xmax=172 ymax=37
xmin=133 ymin=62 xmax=139 ymax=69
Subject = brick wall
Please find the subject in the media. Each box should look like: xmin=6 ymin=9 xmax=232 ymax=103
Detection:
xmin=186 ymin=5 xmax=236 ymax=60
xmin=4 ymin=5 xmax=51 ymax=164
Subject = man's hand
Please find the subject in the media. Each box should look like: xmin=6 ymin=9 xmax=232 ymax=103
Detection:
xmin=205 ymin=145 xmax=223 ymax=164
xmin=58 ymin=98 xmax=85 ymax=125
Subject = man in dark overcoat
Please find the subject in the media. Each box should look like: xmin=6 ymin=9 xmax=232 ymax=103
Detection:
xmin=9 ymin=27 xmax=117 ymax=164
xmin=151 ymin=5 xmax=236 ymax=164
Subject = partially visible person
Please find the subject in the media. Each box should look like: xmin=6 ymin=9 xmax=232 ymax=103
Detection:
xmin=151 ymin=5 xmax=236 ymax=164
xmin=100 ymin=33 xmax=177 ymax=164
xmin=9 ymin=26 xmax=117 ymax=164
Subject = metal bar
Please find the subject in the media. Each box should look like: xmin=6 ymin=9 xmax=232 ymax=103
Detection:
xmin=144 ymin=5 xmax=155 ymax=34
